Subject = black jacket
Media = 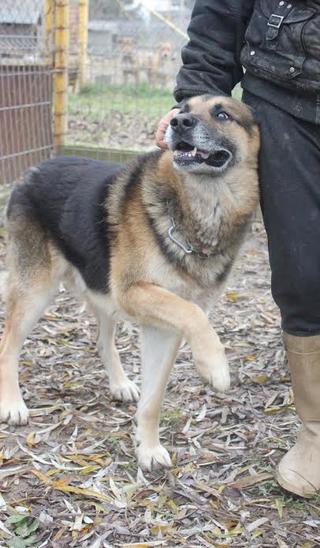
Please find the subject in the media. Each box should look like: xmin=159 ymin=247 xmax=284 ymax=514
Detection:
xmin=174 ymin=0 xmax=320 ymax=124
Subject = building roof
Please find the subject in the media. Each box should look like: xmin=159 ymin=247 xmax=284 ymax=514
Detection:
xmin=0 ymin=0 xmax=42 ymax=25
xmin=88 ymin=21 xmax=118 ymax=33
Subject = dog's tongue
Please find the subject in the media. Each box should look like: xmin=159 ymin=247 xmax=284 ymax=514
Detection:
xmin=194 ymin=147 xmax=210 ymax=160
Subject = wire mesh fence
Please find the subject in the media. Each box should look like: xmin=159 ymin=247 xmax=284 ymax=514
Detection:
xmin=0 ymin=0 xmax=55 ymax=185
xmin=0 ymin=64 xmax=53 ymax=185
xmin=0 ymin=0 xmax=193 ymax=185
xmin=66 ymin=0 xmax=193 ymax=157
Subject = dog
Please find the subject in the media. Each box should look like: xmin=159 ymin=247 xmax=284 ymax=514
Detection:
xmin=120 ymin=40 xmax=175 ymax=88
xmin=0 ymin=95 xmax=260 ymax=470
xmin=147 ymin=42 xmax=176 ymax=88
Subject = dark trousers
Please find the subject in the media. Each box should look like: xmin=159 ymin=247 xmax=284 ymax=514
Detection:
xmin=243 ymin=91 xmax=320 ymax=336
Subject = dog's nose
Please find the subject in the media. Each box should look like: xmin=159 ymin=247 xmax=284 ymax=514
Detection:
xmin=170 ymin=113 xmax=197 ymax=131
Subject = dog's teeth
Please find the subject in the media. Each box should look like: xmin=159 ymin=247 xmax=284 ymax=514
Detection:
xmin=191 ymin=147 xmax=197 ymax=157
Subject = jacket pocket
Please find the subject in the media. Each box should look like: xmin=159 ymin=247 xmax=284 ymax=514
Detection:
xmin=241 ymin=0 xmax=317 ymax=85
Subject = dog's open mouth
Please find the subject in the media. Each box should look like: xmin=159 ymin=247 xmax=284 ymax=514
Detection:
xmin=173 ymin=142 xmax=232 ymax=169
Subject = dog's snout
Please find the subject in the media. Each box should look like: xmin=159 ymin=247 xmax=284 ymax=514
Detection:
xmin=170 ymin=113 xmax=197 ymax=131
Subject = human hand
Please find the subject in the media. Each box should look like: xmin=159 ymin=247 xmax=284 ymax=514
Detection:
xmin=155 ymin=108 xmax=180 ymax=149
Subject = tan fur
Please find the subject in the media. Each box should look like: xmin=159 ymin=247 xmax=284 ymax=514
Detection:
xmin=0 ymin=96 xmax=260 ymax=470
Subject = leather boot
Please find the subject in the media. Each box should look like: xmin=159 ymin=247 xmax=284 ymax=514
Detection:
xmin=276 ymin=333 xmax=320 ymax=497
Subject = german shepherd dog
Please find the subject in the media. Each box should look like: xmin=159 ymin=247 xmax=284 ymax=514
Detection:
xmin=0 ymin=96 xmax=260 ymax=469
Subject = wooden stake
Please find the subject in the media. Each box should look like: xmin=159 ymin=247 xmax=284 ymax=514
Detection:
xmin=79 ymin=0 xmax=89 ymax=89
xmin=53 ymin=0 xmax=69 ymax=148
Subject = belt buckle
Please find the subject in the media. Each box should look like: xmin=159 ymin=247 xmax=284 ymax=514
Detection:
xmin=268 ymin=14 xmax=284 ymax=28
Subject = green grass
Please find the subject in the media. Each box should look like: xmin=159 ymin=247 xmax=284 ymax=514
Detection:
xmin=69 ymin=83 xmax=173 ymax=120
xmin=162 ymin=408 xmax=185 ymax=427
xmin=69 ymin=82 xmax=244 ymax=124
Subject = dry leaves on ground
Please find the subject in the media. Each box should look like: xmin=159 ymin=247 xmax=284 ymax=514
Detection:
xmin=0 ymin=226 xmax=319 ymax=547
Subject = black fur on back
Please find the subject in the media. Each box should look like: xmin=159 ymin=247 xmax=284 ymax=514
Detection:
xmin=7 ymin=156 xmax=124 ymax=293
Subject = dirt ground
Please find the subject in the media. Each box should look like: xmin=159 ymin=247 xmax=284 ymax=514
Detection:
xmin=68 ymin=110 xmax=160 ymax=151
xmin=0 ymin=220 xmax=320 ymax=547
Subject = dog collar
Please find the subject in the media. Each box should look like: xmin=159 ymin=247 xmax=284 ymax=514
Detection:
xmin=168 ymin=217 xmax=194 ymax=254
xmin=168 ymin=217 xmax=213 ymax=259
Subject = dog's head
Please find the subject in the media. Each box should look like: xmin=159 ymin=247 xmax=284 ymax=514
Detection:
xmin=165 ymin=95 xmax=259 ymax=175
xmin=158 ymin=41 xmax=174 ymax=60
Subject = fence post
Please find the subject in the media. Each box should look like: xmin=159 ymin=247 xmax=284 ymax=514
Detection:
xmin=44 ymin=0 xmax=54 ymax=63
xmin=79 ymin=0 xmax=89 ymax=89
xmin=53 ymin=0 xmax=69 ymax=149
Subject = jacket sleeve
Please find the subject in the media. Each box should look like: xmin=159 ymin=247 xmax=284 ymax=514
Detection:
xmin=174 ymin=0 xmax=254 ymax=102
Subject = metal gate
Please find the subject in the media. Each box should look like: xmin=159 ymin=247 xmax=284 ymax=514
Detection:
xmin=0 ymin=64 xmax=53 ymax=184
xmin=0 ymin=0 xmax=76 ymax=186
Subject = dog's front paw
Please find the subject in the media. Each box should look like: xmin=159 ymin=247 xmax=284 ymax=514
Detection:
xmin=110 ymin=379 xmax=140 ymax=402
xmin=0 ymin=395 xmax=29 ymax=425
xmin=136 ymin=443 xmax=172 ymax=471
xmin=196 ymin=347 xmax=230 ymax=392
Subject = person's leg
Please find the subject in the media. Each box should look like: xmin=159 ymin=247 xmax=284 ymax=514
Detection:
xmin=243 ymin=91 xmax=320 ymax=496
xmin=244 ymin=91 xmax=320 ymax=335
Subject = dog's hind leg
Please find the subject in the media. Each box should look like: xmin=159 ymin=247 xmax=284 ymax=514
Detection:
xmin=91 ymin=305 xmax=140 ymax=402
xmin=0 ymin=283 xmax=58 ymax=424
xmin=0 ymin=221 xmax=62 ymax=425
xmin=135 ymin=326 xmax=181 ymax=470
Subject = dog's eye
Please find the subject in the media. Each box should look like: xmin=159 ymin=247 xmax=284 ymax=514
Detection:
xmin=216 ymin=111 xmax=231 ymax=121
